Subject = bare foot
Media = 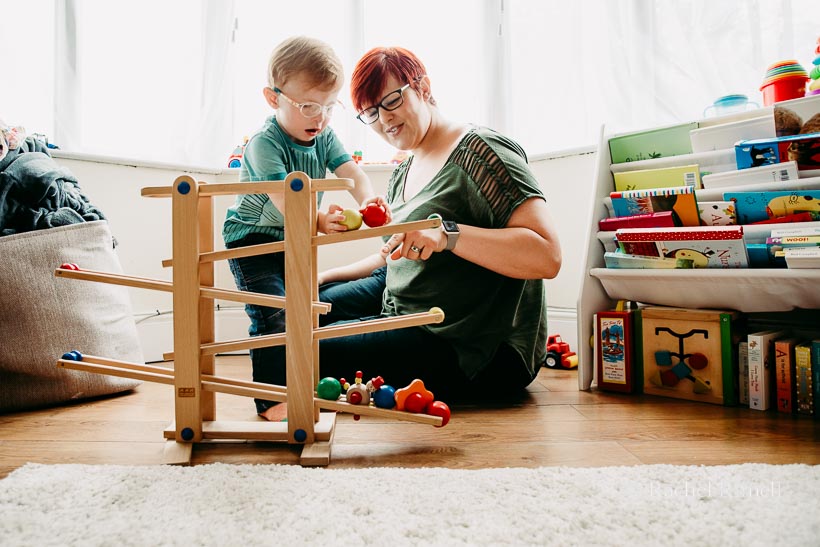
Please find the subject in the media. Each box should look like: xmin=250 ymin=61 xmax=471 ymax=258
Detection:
xmin=259 ymin=403 xmax=288 ymax=422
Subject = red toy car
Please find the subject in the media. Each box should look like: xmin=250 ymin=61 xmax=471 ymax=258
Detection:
xmin=544 ymin=334 xmax=578 ymax=369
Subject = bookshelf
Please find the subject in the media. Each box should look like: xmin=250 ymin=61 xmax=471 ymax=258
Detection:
xmin=576 ymin=117 xmax=820 ymax=391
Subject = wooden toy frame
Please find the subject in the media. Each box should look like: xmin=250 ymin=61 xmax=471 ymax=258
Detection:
xmin=56 ymin=172 xmax=445 ymax=466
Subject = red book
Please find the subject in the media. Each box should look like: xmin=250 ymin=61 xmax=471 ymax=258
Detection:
xmin=774 ymin=338 xmax=799 ymax=414
xmin=598 ymin=211 xmax=675 ymax=231
xmin=615 ymin=226 xmax=748 ymax=268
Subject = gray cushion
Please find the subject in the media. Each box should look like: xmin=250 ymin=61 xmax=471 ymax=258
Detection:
xmin=0 ymin=221 xmax=143 ymax=412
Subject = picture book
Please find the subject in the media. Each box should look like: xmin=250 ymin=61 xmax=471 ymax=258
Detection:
xmin=749 ymin=211 xmax=820 ymax=225
xmin=596 ymin=310 xmax=639 ymax=393
xmin=613 ymin=164 xmax=701 ymax=192
xmin=735 ymin=133 xmax=820 ymax=173
xmin=785 ymin=247 xmax=820 ymax=268
xmin=603 ymin=251 xmax=693 ymax=269
xmin=770 ymin=225 xmax=820 ymax=237
xmin=723 ymin=190 xmax=820 ymax=224
xmin=698 ymin=201 xmax=736 ymax=226
xmin=700 ymin=161 xmax=798 ymax=190
xmin=774 ymin=338 xmax=798 ymax=414
xmin=773 ymin=94 xmax=820 ymax=137
xmin=747 ymin=330 xmax=786 ymax=411
xmin=610 ymin=186 xmax=701 ymax=227
xmin=738 ymin=341 xmax=749 ymax=406
xmin=615 ymin=226 xmax=748 ymax=268
xmin=812 ymin=340 xmax=820 ymax=419
xmin=795 ymin=342 xmax=814 ymax=416
xmin=608 ymin=122 xmax=698 ymax=164
xmin=598 ymin=211 xmax=676 ymax=231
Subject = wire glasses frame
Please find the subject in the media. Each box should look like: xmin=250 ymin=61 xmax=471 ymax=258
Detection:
xmin=356 ymin=83 xmax=412 ymax=125
xmin=273 ymin=87 xmax=340 ymax=118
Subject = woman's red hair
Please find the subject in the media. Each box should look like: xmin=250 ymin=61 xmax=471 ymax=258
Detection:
xmin=350 ymin=47 xmax=429 ymax=112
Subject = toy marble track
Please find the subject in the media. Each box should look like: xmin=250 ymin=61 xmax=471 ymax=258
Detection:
xmin=55 ymin=172 xmax=447 ymax=466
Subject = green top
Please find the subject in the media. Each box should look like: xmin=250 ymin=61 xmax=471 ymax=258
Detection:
xmin=222 ymin=116 xmax=351 ymax=244
xmin=383 ymin=126 xmax=548 ymax=379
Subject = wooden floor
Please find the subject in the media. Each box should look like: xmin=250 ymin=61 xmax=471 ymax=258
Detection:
xmin=2 ymin=355 xmax=819 ymax=478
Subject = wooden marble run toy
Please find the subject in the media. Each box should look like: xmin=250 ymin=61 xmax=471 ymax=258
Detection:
xmin=54 ymin=172 xmax=448 ymax=466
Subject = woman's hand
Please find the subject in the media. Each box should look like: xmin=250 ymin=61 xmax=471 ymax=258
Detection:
xmin=387 ymin=228 xmax=446 ymax=261
xmin=318 ymin=204 xmax=348 ymax=234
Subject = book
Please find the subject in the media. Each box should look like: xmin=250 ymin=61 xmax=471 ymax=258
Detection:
xmin=812 ymin=340 xmax=820 ymax=419
xmin=770 ymin=226 xmax=820 ymax=237
xmin=735 ymin=133 xmax=820 ymax=172
xmin=698 ymin=201 xmax=737 ymax=226
xmin=795 ymin=342 xmax=814 ymax=416
xmin=749 ymin=211 xmax=820 ymax=225
xmin=784 ymin=247 xmax=820 ymax=269
xmin=723 ymin=190 xmax=820 ymax=224
xmin=596 ymin=309 xmax=639 ymax=393
xmin=608 ymin=122 xmax=698 ymax=164
xmin=767 ymin=234 xmax=820 ymax=245
xmin=747 ymin=330 xmax=786 ymax=411
xmin=603 ymin=252 xmax=693 ymax=269
xmin=774 ymin=338 xmax=799 ymax=413
xmin=610 ymin=186 xmax=701 ymax=227
xmin=738 ymin=341 xmax=750 ymax=406
xmin=700 ymin=161 xmax=798 ymax=190
xmin=613 ymin=164 xmax=701 ymax=192
xmin=598 ymin=211 xmax=676 ymax=231
xmin=766 ymin=240 xmax=820 ymax=267
xmin=615 ymin=226 xmax=748 ymax=268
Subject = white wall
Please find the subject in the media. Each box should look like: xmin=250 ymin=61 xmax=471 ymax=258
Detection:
xmin=53 ymin=148 xmax=597 ymax=361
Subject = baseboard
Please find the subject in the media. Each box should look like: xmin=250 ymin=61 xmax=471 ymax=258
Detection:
xmin=135 ymin=306 xmax=578 ymax=363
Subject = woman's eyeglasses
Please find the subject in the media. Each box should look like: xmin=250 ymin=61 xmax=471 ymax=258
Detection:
xmin=273 ymin=87 xmax=340 ymax=118
xmin=356 ymin=83 xmax=412 ymax=125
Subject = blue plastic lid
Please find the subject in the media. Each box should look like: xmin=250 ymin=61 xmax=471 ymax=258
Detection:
xmin=714 ymin=94 xmax=749 ymax=106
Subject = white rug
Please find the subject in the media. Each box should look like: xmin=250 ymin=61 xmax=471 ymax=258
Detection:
xmin=1 ymin=463 xmax=818 ymax=546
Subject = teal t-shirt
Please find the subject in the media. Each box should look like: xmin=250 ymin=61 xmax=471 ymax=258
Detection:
xmin=222 ymin=116 xmax=351 ymax=244
xmin=382 ymin=126 xmax=549 ymax=380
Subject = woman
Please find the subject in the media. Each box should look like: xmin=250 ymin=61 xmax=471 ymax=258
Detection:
xmin=256 ymin=46 xmax=561 ymax=419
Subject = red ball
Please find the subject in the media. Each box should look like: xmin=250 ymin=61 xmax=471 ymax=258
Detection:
xmin=404 ymin=392 xmax=427 ymax=413
xmin=426 ymin=401 xmax=450 ymax=427
xmin=360 ymin=203 xmax=388 ymax=227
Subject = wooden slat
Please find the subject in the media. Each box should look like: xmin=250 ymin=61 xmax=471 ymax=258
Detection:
xmin=55 ymin=267 xmax=173 ymax=292
xmin=199 ymin=190 xmax=216 ymax=421
xmin=162 ymin=241 xmax=285 ymax=268
xmin=314 ymin=217 xmax=441 ymax=246
xmin=315 ymin=398 xmax=444 ymax=426
xmin=141 ymin=178 xmax=353 ymax=198
xmin=314 ymin=309 xmax=444 ymax=341
xmin=284 ymin=171 xmax=317 ymax=444
xmin=200 ymin=286 xmax=331 ymax=314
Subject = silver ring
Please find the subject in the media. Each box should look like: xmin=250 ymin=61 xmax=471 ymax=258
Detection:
xmin=410 ymin=245 xmax=421 ymax=253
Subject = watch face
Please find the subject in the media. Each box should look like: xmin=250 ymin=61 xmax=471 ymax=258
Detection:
xmin=442 ymin=220 xmax=459 ymax=233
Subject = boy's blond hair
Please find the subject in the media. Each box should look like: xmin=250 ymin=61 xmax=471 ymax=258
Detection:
xmin=267 ymin=36 xmax=343 ymax=91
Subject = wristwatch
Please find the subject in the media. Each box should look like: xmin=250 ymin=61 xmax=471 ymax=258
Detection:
xmin=441 ymin=220 xmax=460 ymax=251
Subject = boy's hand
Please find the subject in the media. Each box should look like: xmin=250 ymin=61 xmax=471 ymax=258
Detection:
xmin=361 ymin=196 xmax=392 ymax=225
xmin=318 ymin=204 xmax=348 ymax=234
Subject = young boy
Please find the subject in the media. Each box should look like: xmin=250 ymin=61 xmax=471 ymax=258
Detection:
xmin=223 ymin=36 xmax=388 ymax=420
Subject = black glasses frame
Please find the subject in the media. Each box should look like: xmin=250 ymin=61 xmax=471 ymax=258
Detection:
xmin=356 ymin=83 xmax=412 ymax=125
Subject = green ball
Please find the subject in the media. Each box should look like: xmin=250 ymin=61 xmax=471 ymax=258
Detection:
xmin=317 ymin=377 xmax=342 ymax=400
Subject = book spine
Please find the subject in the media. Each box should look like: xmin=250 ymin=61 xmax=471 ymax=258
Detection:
xmin=774 ymin=339 xmax=796 ymax=414
xmin=813 ymin=341 xmax=820 ymax=420
xmin=795 ymin=344 xmax=814 ymax=416
xmin=738 ymin=341 xmax=749 ymax=405
xmin=748 ymin=334 xmax=774 ymax=411
xmin=720 ymin=314 xmax=738 ymax=406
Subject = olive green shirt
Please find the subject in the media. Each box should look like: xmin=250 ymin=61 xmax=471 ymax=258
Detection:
xmin=383 ymin=126 xmax=548 ymax=379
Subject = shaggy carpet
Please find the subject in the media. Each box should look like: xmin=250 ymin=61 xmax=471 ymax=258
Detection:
xmin=1 ymin=463 xmax=818 ymax=546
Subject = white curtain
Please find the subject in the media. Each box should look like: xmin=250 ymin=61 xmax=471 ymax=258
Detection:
xmin=1 ymin=0 xmax=818 ymax=166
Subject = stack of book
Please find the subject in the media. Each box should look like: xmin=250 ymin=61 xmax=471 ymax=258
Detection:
xmin=764 ymin=226 xmax=820 ymax=268
xmin=610 ymin=226 xmax=749 ymax=269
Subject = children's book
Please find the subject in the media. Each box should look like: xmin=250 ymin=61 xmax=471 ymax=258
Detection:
xmin=613 ymin=164 xmax=701 ymax=192
xmin=795 ymin=342 xmax=814 ymax=416
xmin=603 ymin=252 xmax=693 ymax=269
xmin=774 ymin=338 xmax=799 ymax=414
xmin=608 ymin=122 xmax=698 ymax=164
xmin=615 ymin=226 xmax=748 ymax=268
xmin=785 ymin=247 xmax=820 ymax=268
xmin=750 ymin=212 xmax=820 ymax=224
xmin=770 ymin=225 xmax=820 ymax=237
xmin=698 ymin=201 xmax=736 ymax=226
xmin=610 ymin=186 xmax=701 ymax=227
xmin=596 ymin=309 xmax=639 ymax=393
xmin=598 ymin=211 xmax=676 ymax=231
xmin=738 ymin=341 xmax=750 ymax=406
xmin=700 ymin=161 xmax=799 ymax=189
xmin=723 ymin=190 xmax=820 ymax=224
xmin=812 ymin=340 xmax=820 ymax=419
xmin=735 ymin=133 xmax=820 ymax=173
xmin=747 ymin=330 xmax=786 ymax=411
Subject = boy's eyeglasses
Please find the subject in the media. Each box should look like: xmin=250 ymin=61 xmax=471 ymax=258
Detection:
xmin=273 ymin=87 xmax=340 ymax=118
xmin=356 ymin=83 xmax=412 ymax=125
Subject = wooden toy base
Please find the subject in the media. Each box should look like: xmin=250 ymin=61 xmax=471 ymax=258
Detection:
xmin=55 ymin=173 xmax=446 ymax=466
